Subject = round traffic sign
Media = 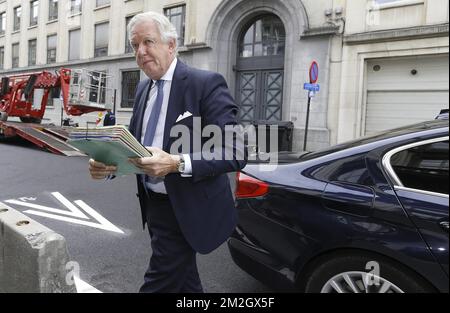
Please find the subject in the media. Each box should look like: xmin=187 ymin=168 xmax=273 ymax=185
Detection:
xmin=309 ymin=61 xmax=319 ymax=84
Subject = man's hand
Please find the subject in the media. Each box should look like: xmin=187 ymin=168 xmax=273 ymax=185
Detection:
xmin=129 ymin=147 xmax=180 ymax=178
xmin=89 ymin=159 xmax=117 ymax=180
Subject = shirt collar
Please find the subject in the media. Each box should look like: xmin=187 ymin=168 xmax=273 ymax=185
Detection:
xmin=152 ymin=58 xmax=177 ymax=84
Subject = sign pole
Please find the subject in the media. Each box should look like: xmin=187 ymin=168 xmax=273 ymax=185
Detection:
xmin=303 ymin=61 xmax=319 ymax=151
xmin=303 ymin=92 xmax=312 ymax=151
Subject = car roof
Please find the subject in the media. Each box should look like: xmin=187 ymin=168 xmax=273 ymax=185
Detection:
xmin=302 ymin=119 xmax=449 ymax=161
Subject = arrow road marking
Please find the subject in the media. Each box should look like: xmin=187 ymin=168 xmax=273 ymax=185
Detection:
xmin=7 ymin=192 xmax=89 ymax=219
xmin=74 ymin=200 xmax=122 ymax=233
xmin=6 ymin=192 xmax=124 ymax=234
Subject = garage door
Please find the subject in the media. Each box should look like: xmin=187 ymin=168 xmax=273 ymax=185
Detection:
xmin=365 ymin=54 xmax=449 ymax=135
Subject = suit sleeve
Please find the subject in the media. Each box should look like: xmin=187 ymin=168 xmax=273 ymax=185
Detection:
xmin=190 ymin=73 xmax=247 ymax=183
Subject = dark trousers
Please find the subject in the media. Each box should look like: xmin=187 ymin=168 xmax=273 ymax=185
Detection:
xmin=139 ymin=191 xmax=203 ymax=293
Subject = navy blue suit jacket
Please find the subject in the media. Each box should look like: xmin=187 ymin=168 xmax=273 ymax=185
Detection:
xmin=128 ymin=61 xmax=246 ymax=254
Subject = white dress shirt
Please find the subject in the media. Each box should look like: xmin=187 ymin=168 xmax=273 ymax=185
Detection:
xmin=140 ymin=58 xmax=192 ymax=194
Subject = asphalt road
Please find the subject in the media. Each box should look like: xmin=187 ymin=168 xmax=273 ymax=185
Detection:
xmin=0 ymin=137 xmax=271 ymax=293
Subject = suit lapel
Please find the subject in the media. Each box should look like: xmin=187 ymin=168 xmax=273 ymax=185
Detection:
xmin=163 ymin=61 xmax=189 ymax=151
xmin=135 ymin=79 xmax=152 ymax=142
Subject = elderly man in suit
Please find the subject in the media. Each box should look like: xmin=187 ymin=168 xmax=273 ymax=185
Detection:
xmin=89 ymin=11 xmax=246 ymax=293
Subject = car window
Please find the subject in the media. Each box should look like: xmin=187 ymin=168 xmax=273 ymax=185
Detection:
xmin=390 ymin=140 xmax=449 ymax=195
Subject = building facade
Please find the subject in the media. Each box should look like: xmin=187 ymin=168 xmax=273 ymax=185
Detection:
xmin=0 ymin=0 xmax=448 ymax=151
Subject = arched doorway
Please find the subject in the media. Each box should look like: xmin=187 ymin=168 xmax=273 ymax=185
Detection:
xmin=236 ymin=14 xmax=286 ymax=123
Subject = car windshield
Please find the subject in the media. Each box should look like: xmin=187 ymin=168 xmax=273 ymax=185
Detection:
xmin=300 ymin=120 xmax=449 ymax=161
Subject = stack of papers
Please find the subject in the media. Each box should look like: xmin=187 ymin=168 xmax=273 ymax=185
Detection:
xmin=68 ymin=125 xmax=152 ymax=176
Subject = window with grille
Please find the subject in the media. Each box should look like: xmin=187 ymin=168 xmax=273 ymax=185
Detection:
xmin=121 ymin=70 xmax=140 ymax=108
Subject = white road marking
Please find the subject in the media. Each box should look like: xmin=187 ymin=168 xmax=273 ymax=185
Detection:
xmin=74 ymin=276 xmax=102 ymax=293
xmin=19 ymin=197 xmax=36 ymax=202
xmin=74 ymin=200 xmax=123 ymax=234
xmin=6 ymin=192 xmax=124 ymax=234
xmin=52 ymin=192 xmax=89 ymax=219
xmin=22 ymin=210 xmax=124 ymax=233
xmin=6 ymin=192 xmax=88 ymax=219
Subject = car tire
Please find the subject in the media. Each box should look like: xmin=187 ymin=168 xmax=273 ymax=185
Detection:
xmin=303 ymin=252 xmax=435 ymax=293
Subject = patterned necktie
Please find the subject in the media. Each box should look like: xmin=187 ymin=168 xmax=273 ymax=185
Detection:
xmin=143 ymin=80 xmax=165 ymax=147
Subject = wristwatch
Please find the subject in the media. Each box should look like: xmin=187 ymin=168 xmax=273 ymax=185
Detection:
xmin=177 ymin=155 xmax=185 ymax=174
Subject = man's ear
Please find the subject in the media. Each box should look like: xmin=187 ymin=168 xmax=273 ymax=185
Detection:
xmin=168 ymin=38 xmax=177 ymax=54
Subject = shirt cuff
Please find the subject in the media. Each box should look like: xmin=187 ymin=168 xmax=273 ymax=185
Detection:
xmin=181 ymin=154 xmax=192 ymax=177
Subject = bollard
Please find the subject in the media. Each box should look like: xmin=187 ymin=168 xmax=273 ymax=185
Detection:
xmin=0 ymin=202 xmax=76 ymax=293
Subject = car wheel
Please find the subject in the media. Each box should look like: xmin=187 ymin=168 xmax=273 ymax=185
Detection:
xmin=303 ymin=253 xmax=435 ymax=293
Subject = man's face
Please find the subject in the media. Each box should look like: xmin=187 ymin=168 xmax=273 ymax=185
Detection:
xmin=130 ymin=20 xmax=176 ymax=80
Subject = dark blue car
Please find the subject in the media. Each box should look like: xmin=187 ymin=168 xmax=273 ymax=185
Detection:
xmin=229 ymin=119 xmax=449 ymax=293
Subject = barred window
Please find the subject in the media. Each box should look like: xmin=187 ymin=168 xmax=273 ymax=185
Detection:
xmin=121 ymin=70 xmax=140 ymax=108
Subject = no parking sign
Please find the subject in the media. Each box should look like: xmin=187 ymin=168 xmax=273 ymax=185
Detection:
xmin=304 ymin=61 xmax=320 ymax=93
xmin=309 ymin=61 xmax=319 ymax=84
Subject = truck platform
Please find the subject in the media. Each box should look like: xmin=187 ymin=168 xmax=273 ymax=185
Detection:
xmin=0 ymin=121 xmax=85 ymax=157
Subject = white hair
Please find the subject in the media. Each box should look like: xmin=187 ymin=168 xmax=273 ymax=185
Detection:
xmin=127 ymin=11 xmax=179 ymax=53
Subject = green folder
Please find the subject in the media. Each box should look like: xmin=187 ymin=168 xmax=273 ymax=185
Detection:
xmin=67 ymin=125 xmax=152 ymax=176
